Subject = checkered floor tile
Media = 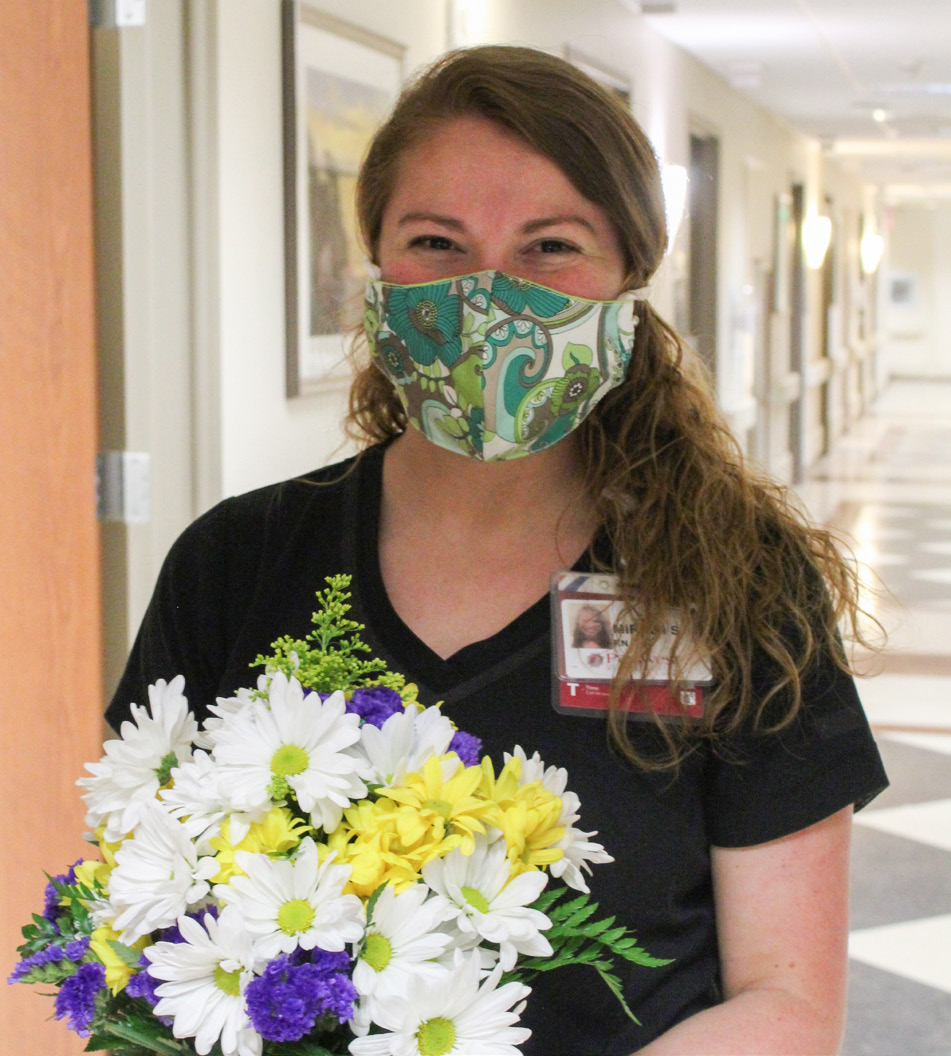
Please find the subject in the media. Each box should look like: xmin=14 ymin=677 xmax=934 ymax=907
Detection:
xmin=800 ymin=381 xmax=951 ymax=1055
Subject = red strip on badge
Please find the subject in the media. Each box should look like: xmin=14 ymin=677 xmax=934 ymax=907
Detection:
xmin=556 ymin=678 xmax=706 ymax=719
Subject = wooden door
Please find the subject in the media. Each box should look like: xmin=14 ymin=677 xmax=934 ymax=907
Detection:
xmin=0 ymin=2 xmax=103 ymax=1052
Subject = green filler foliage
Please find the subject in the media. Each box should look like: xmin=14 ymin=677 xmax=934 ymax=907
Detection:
xmin=505 ymin=887 xmax=674 ymax=1025
xmin=252 ymin=575 xmax=407 ymax=696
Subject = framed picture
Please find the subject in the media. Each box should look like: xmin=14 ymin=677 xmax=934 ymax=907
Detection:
xmin=282 ymin=3 xmax=404 ymax=396
xmin=888 ymin=271 xmax=917 ymax=308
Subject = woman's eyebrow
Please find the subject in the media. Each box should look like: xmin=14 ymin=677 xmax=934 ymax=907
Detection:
xmin=396 ymin=212 xmax=465 ymax=230
xmin=395 ymin=212 xmax=597 ymax=235
xmin=522 ymin=215 xmax=597 ymax=235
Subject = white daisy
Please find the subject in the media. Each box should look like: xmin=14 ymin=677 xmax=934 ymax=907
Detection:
xmin=211 ymin=673 xmax=369 ymax=831
xmin=356 ymin=705 xmax=457 ymax=789
xmin=423 ymin=836 xmax=552 ymax=971
xmin=195 ymin=681 xmax=269 ymax=750
xmin=353 ymin=883 xmax=454 ymax=1002
xmin=145 ymin=905 xmax=262 ymax=1056
xmin=506 ymin=747 xmax=613 ymax=893
xmin=159 ymin=749 xmax=227 ymax=846
xmin=158 ymin=750 xmax=269 ymax=852
xmin=506 ymin=746 xmax=562 ymax=790
xmin=108 ymin=800 xmax=219 ymax=944
xmin=548 ymin=796 xmax=615 ymax=893
xmin=215 ymin=837 xmax=363 ymax=961
xmin=348 ymin=949 xmax=531 ymax=1056
xmin=79 ymin=675 xmax=197 ymax=842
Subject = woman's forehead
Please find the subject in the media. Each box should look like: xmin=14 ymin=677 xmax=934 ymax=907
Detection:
xmin=383 ymin=117 xmax=614 ymax=231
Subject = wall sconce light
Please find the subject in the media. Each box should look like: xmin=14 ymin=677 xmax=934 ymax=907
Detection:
xmin=661 ymin=163 xmax=688 ymax=254
xmin=860 ymin=228 xmax=884 ymax=274
xmin=803 ymin=214 xmax=832 ymax=270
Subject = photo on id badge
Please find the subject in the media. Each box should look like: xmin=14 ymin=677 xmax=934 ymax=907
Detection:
xmin=564 ymin=599 xmax=622 ymax=677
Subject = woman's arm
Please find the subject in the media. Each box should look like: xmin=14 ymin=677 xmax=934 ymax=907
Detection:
xmin=634 ymin=805 xmax=853 ymax=1055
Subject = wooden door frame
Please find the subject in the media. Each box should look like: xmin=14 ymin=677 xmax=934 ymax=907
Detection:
xmin=0 ymin=3 xmax=104 ymax=1051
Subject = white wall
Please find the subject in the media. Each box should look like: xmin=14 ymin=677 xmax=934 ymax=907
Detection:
xmin=212 ymin=0 xmax=449 ymax=498
xmin=881 ymin=203 xmax=951 ymax=380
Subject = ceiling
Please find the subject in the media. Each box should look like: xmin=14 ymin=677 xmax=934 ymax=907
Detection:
xmin=622 ymin=0 xmax=951 ymax=204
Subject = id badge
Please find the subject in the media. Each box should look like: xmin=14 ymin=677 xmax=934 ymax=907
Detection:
xmin=551 ymin=571 xmax=713 ymax=720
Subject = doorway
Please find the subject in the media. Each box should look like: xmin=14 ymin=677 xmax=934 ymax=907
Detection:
xmin=688 ymin=131 xmax=720 ymax=373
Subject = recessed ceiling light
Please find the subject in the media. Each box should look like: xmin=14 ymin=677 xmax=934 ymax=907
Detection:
xmin=727 ymin=59 xmax=764 ymax=91
xmin=881 ymin=83 xmax=951 ymax=97
xmin=872 ymin=109 xmax=888 ymax=123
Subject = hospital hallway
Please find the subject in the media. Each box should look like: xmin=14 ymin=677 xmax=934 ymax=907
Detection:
xmin=793 ymin=377 xmax=951 ymax=1054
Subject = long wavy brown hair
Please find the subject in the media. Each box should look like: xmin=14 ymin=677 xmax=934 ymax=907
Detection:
xmin=347 ymin=45 xmax=874 ymax=768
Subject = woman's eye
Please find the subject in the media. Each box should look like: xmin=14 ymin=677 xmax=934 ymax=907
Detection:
xmin=534 ymin=239 xmax=579 ymax=255
xmin=409 ymin=235 xmax=457 ymax=252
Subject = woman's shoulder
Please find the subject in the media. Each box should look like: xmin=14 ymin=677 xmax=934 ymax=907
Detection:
xmin=210 ymin=449 xmax=363 ymax=518
xmin=173 ymin=449 xmax=369 ymax=555
xmin=104 ymin=449 xmax=376 ymax=729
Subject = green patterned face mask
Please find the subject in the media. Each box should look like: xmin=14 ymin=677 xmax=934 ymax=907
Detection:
xmin=364 ymin=270 xmax=646 ymax=462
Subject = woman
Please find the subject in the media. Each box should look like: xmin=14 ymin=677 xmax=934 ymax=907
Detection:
xmin=571 ymin=604 xmax=614 ymax=650
xmin=110 ymin=46 xmax=886 ymax=1054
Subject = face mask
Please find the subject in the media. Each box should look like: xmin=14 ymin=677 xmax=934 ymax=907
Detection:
xmin=364 ymin=269 xmax=646 ymax=461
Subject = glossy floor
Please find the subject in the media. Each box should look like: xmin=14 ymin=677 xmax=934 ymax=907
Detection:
xmin=796 ymin=379 xmax=951 ymax=1055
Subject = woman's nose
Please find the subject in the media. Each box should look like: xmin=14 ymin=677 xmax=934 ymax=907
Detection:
xmin=466 ymin=241 xmax=518 ymax=277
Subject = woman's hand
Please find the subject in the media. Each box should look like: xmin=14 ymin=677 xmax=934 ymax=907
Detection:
xmin=633 ymin=806 xmax=853 ymax=1055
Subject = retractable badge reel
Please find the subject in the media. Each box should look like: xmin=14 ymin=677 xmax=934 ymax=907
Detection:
xmin=550 ymin=572 xmax=714 ymax=720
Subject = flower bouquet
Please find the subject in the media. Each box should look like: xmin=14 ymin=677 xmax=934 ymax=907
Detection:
xmin=9 ymin=575 xmax=669 ymax=1055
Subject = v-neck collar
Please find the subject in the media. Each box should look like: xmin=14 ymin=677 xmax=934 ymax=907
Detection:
xmin=343 ymin=444 xmax=591 ymax=701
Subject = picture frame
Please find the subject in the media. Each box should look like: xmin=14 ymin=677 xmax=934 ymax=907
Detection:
xmin=888 ymin=271 xmax=917 ymax=309
xmin=282 ymin=3 xmax=404 ymax=397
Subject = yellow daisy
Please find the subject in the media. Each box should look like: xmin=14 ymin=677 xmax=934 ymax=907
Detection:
xmin=497 ymin=789 xmax=565 ymax=876
xmin=74 ymin=858 xmax=111 ymax=893
xmin=95 ymin=824 xmax=127 ymax=869
xmin=478 ymin=754 xmax=522 ymax=810
xmin=381 ymin=756 xmax=494 ymax=856
xmin=90 ymin=923 xmax=149 ymax=995
xmin=327 ymin=799 xmax=430 ymax=897
xmin=480 ymin=757 xmax=565 ymax=877
xmin=209 ymin=807 xmax=311 ymax=884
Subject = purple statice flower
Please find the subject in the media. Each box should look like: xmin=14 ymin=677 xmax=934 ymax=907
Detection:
xmin=346 ymin=686 xmax=404 ymax=729
xmin=153 ymin=905 xmax=214 ymax=944
xmin=42 ymin=860 xmax=81 ymax=929
xmin=64 ymin=936 xmax=91 ymax=961
xmin=8 ymin=951 xmax=45 ymax=984
xmin=126 ymin=960 xmax=174 ymax=1028
xmin=124 ymin=915 xmax=188 ymax=1004
xmin=7 ymin=934 xmax=90 ymax=984
xmin=160 ymin=919 xmax=189 ymax=942
xmin=126 ymin=919 xmax=188 ymax=1023
xmin=125 ymin=957 xmax=162 ymax=1007
xmin=54 ymin=961 xmax=105 ymax=1037
xmin=449 ymin=729 xmax=483 ymax=767
xmin=244 ymin=949 xmax=357 ymax=1041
